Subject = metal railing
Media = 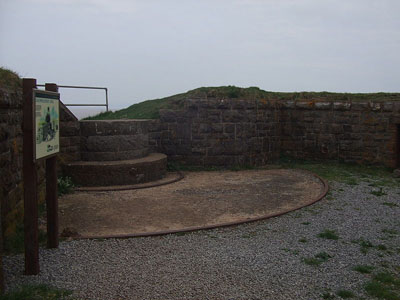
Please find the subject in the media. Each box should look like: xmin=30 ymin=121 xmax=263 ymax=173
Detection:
xmin=37 ymin=84 xmax=109 ymax=111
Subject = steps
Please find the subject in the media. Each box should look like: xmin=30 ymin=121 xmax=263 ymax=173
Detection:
xmin=63 ymin=153 xmax=167 ymax=187
xmin=63 ymin=120 xmax=167 ymax=187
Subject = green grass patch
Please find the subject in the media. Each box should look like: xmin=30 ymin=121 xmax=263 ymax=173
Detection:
xmin=279 ymin=156 xmax=397 ymax=186
xmin=318 ymin=229 xmax=339 ymax=240
xmin=364 ymin=271 xmax=400 ymax=300
xmin=355 ymin=238 xmax=374 ymax=255
xmin=0 ymin=284 xmax=73 ymax=300
xmin=303 ymin=251 xmax=332 ymax=266
xmin=301 ymin=221 xmax=311 ymax=225
xmin=353 ymin=265 xmax=375 ymax=274
xmin=365 ymin=281 xmax=399 ymax=300
xmin=299 ymin=238 xmax=307 ymax=243
xmin=336 ymin=289 xmax=355 ymax=298
xmin=371 ymin=188 xmax=388 ymax=197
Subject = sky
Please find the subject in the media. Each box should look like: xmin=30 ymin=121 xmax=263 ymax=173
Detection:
xmin=1 ymin=0 xmax=400 ymax=118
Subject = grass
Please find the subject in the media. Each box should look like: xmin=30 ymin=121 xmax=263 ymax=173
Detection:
xmin=0 ymin=284 xmax=73 ymax=300
xmin=298 ymin=238 xmax=307 ymax=243
xmin=279 ymin=156 xmax=397 ymax=187
xmin=301 ymin=221 xmax=311 ymax=225
xmin=318 ymin=229 xmax=339 ymax=240
xmin=83 ymin=85 xmax=400 ymax=120
xmin=364 ymin=271 xmax=400 ymax=300
xmin=371 ymin=188 xmax=388 ymax=197
xmin=336 ymin=289 xmax=355 ymax=298
xmin=303 ymin=251 xmax=332 ymax=266
xmin=353 ymin=265 xmax=375 ymax=274
xmin=4 ymin=203 xmax=48 ymax=254
xmin=0 ymin=67 xmax=21 ymax=90
xmin=354 ymin=238 xmax=375 ymax=255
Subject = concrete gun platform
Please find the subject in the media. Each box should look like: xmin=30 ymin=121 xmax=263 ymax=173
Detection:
xmin=59 ymin=169 xmax=328 ymax=239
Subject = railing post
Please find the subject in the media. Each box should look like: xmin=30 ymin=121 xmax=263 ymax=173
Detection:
xmin=105 ymin=88 xmax=109 ymax=111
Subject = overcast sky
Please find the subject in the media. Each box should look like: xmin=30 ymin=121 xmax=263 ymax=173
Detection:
xmin=1 ymin=0 xmax=399 ymax=117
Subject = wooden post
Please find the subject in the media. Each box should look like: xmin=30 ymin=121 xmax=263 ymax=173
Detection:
xmin=44 ymin=83 xmax=59 ymax=248
xmin=0 ymin=207 xmax=4 ymax=293
xmin=23 ymin=78 xmax=39 ymax=275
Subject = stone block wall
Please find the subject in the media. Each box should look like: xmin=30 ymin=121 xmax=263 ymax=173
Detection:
xmin=151 ymin=98 xmax=281 ymax=166
xmin=279 ymin=100 xmax=400 ymax=167
xmin=0 ymin=86 xmax=46 ymax=247
xmin=79 ymin=120 xmax=151 ymax=161
xmin=59 ymin=103 xmax=80 ymax=165
xmin=147 ymin=98 xmax=400 ymax=168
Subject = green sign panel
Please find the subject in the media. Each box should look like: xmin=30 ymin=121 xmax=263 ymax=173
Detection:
xmin=34 ymin=90 xmax=60 ymax=160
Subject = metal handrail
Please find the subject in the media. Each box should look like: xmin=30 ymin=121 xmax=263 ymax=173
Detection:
xmin=37 ymin=84 xmax=109 ymax=111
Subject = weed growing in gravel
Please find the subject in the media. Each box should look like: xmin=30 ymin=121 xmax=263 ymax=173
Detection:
xmin=281 ymin=248 xmax=300 ymax=255
xmin=301 ymin=221 xmax=311 ymax=225
xmin=336 ymin=289 xmax=355 ymax=298
xmin=382 ymin=202 xmax=399 ymax=208
xmin=353 ymin=265 xmax=375 ymax=274
xmin=364 ymin=271 xmax=400 ymax=300
xmin=371 ymin=188 xmax=388 ymax=197
xmin=298 ymin=238 xmax=307 ymax=243
xmin=356 ymin=238 xmax=374 ymax=254
xmin=303 ymin=252 xmax=332 ymax=266
xmin=382 ymin=229 xmax=399 ymax=235
xmin=241 ymin=231 xmax=257 ymax=238
xmin=318 ymin=229 xmax=339 ymax=240
xmin=0 ymin=284 xmax=73 ymax=300
xmin=321 ymin=292 xmax=335 ymax=299
xmin=377 ymin=244 xmax=388 ymax=251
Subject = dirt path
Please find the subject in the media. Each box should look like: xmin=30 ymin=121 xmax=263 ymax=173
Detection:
xmin=59 ymin=169 xmax=327 ymax=238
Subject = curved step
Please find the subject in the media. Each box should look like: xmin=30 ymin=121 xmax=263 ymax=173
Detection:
xmin=63 ymin=153 xmax=167 ymax=187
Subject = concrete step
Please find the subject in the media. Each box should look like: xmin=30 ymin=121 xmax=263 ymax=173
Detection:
xmin=63 ymin=153 xmax=167 ymax=187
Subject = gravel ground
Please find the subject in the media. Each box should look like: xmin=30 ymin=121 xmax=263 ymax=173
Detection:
xmin=4 ymin=178 xmax=400 ymax=300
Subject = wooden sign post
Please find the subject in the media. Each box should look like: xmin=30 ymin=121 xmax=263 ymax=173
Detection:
xmin=23 ymin=79 xmax=60 ymax=275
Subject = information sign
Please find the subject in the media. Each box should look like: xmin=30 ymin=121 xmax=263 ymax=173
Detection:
xmin=33 ymin=90 xmax=60 ymax=160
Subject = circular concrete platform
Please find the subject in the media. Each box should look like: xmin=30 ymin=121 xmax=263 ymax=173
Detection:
xmin=59 ymin=169 xmax=328 ymax=239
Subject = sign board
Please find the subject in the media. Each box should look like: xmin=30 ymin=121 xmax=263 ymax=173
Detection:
xmin=33 ymin=90 xmax=60 ymax=161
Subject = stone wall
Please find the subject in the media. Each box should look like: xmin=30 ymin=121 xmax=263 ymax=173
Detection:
xmin=279 ymin=100 xmax=400 ymax=167
xmin=0 ymin=84 xmax=77 ymax=250
xmin=59 ymin=103 xmax=80 ymax=165
xmin=147 ymin=98 xmax=400 ymax=168
xmin=0 ymin=85 xmax=45 ymax=248
xmin=79 ymin=120 xmax=150 ymax=161
xmin=151 ymin=98 xmax=281 ymax=166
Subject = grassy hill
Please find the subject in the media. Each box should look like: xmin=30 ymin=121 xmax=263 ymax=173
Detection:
xmin=0 ymin=67 xmax=21 ymax=90
xmin=85 ymin=86 xmax=400 ymax=120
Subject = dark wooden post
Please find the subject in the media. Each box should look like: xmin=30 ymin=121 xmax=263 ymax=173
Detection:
xmin=0 ymin=207 xmax=4 ymax=293
xmin=23 ymin=78 xmax=39 ymax=275
xmin=44 ymin=83 xmax=59 ymax=248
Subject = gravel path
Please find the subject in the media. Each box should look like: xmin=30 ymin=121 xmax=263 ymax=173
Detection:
xmin=4 ymin=178 xmax=400 ymax=300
